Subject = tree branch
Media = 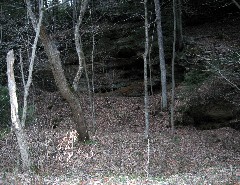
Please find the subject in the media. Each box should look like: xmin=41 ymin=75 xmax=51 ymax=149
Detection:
xmin=232 ymin=0 xmax=240 ymax=9
xmin=21 ymin=0 xmax=43 ymax=128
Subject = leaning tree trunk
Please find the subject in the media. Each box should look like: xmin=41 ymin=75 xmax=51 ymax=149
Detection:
xmin=39 ymin=26 xmax=89 ymax=141
xmin=25 ymin=0 xmax=89 ymax=141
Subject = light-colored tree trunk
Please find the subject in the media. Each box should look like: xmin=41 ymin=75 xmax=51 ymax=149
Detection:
xmin=171 ymin=0 xmax=177 ymax=134
xmin=73 ymin=0 xmax=96 ymax=133
xmin=73 ymin=0 xmax=89 ymax=91
xmin=7 ymin=50 xmax=31 ymax=170
xmin=143 ymin=3 xmax=150 ymax=178
xmin=21 ymin=3 xmax=43 ymax=128
xmin=153 ymin=0 xmax=168 ymax=110
xmin=25 ymin=0 xmax=90 ymax=141
xmin=5 ymin=1 xmax=43 ymax=170
xmin=143 ymin=0 xmax=150 ymax=139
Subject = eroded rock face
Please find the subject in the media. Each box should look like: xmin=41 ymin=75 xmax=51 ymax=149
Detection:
xmin=176 ymin=77 xmax=240 ymax=130
xmin=74 ymin=56 xmax=162 ymax=97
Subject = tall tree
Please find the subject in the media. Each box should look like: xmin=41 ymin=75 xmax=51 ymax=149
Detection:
xmin=0 ymin=5 xmax=2 ymax=45
xmin=153 ymin=0 xmax=168 ymax=110
xmin=21 ymin=1 xmax=44 ymax=128
xmin=143 ymin=0 xmax=150 ymax=139
xmin=25 ymin=0 xmax=90 ymax=142
xmin=171 ymin=0 xmax=177 ymax=134
xmin=72 ymin=0 xmax=77 ymax=27
xmin=175 ymin=0 xmax=183 ymax=51
xmin=6 ymin=0 xmax=43 ymax=170
xmin=73 ymin=0 xmax=96 ymax=133
xmin=52 ymin=0 xmax=59 ymax=33
xmin=73 ymin=0 xmax=90 ymax=91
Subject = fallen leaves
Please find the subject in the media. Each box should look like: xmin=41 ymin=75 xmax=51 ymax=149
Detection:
xmin=0 ymin=91 xmax=239 ymax=184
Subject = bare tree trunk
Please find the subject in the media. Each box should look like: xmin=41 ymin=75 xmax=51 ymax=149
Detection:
xmin=143 ymin=0 xmax=150 ymax=139
xmin=73 ymin=0 xmax=90 ymax=91
xmin=5 ymin=1 xmax=43 ymax=169
xmin=148 ymin=16 xmax=156 ymax=96
xmin=90 ymin=8 xmax=97 ymax=132
xmin=25 ymin=0 xmax=89 ymax=141
xmin=0 ymin=6 xmax=2 ymax=44
xmin=153 ymin=0 xmax=168 ymax=110
xmin=47 ymin=28 xmax=89 ymax=140
xmin=41 ymin=26 xmax=89 ymax=141
xmin=21 ymin=2 xmax=43 ymax=128
xmin=90 ymin=34 xmax=96 ymax=132
xmin=7 ymin=50 xmax=31 ymax=170
xmin=171 ymin=0 xmax=177 ymax=134
xmin=72 ymin=0 xmax=77 ymax=27
xmin=52 ymin=0 xmax=59 ymax=33
xmin=176 ymin=0 xmax=183 ymax=51
xmin=73 ymin=0 xmax=96 ymax=134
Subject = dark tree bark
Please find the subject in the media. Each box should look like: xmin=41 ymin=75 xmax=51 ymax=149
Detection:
xmin=25 ymin=0 xmax=89 ymax=141
xmin=153 ymin=0 xmax=168 ymax=110
xmin=175 ymin=0 xmax=183 ymax=51
xmin=39 ymin=26 xmax=90 ymax=141
xmin=171 ymin=0 xmax=177 ymax=134
xmin=72 ymin=0 xmax=77 ymax=26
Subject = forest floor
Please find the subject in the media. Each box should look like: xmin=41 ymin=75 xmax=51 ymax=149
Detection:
xmin=0 ymin=91 xmax=239 ymax=184
xmin=1 ymin=16 xmax=240 ymax=185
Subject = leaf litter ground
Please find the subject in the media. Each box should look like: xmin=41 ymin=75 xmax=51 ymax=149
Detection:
xmin=1 ymin=16 xmax=240 ymax=185
xmin=0 ymin=91 xmax=239 ymax=185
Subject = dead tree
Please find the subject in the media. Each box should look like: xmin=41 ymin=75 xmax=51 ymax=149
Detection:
xmin=7 ymin=50 xmax=31 ymax=170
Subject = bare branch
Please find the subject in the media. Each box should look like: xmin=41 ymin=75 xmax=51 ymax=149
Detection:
xmin=232 ymin=0 xmax=240 ymax=9
xmin=25 ymin=0 xmax=38 ymax=30
xmin=19 ymin=49 xmax=26 ymax=88
xmin=21 ymin=0 xmax=44 ymax=128
xmin=44 ymin=0 xmax=70 ymax=11
xmin=206 ymin=61 xmax=240 ymax=91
